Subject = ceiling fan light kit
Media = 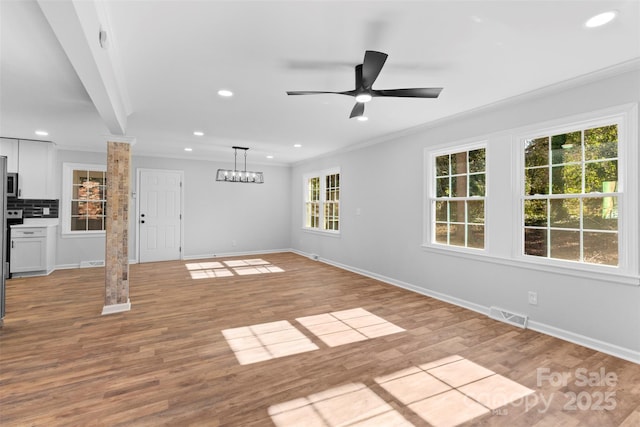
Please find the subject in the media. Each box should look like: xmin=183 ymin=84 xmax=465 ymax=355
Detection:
xmin=287 ymin=50 xmax=443 ymax=119
xmin=216 ymin=146 xmax=264 ymax=184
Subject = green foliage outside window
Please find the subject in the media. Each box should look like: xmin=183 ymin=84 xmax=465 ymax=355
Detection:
xmin=434 ymin=147 xmax=486 ymax=249
xmin=523 ymin=124 xmax=618 ymax=265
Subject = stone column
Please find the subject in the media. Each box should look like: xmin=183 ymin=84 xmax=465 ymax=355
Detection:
xmin=102 ymin=137 xmax=135 ymax=315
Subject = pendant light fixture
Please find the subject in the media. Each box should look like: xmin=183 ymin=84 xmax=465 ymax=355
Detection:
xmin=216 ymin=146 xmax=264 ymax=184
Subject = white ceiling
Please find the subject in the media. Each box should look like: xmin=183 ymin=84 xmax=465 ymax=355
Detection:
xmin=1 ymin=0 xmax=639 ymax=164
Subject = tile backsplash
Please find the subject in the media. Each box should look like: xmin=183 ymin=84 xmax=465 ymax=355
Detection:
xmin=7 ymin=198 xmax=59 ymax=218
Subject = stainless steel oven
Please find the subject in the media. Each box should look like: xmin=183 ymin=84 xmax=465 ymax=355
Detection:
xmin=7 ymin=173 xmax=17 ymax=197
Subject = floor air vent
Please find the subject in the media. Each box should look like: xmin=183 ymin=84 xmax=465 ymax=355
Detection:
xmin=489 ymin=306 xmax=528 ymax=329
xmin=80 ymin=260 xmax=105 ymax=268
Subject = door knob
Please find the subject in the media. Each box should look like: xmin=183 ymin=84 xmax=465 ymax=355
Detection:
xmin=141 ymin=220 xmax=145 ymax=224
xmin=141 ymin=214 xmax=145 ymax=217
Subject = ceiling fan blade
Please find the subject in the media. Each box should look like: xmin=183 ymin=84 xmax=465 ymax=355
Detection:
xmin=371 ymin=88 xmax=443 ymax=98
xmin=355 ymin=64 xmax=363 ymax=90
xmin=361 ymin=50 xmax=388 ymax=89
xmin=287 ymin=90 xmax=345 ymax=96
xmin=286 ymin=90 xmax=358 ymax=98
xmin=349 ymin=102 xmax=365 ymax=119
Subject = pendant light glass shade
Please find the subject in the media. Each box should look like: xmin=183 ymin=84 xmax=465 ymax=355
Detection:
xmin=216 ymin=146 xmax=264 ymax=184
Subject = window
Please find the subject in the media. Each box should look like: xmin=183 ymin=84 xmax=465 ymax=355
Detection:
xmin=62 ymin=163 xmax=107 ymax=235
xmin=431 ymin=146 xmax=486 ymax=249
xmin=304 ymin=169 xmax=340 ymax=233
xmin=324 ymin=173 xmax=340 ymax=231
xmin=305 ymin=177 xmax=320 ymax=228
xmin=523 ymin=123 xmax=619 ymax=266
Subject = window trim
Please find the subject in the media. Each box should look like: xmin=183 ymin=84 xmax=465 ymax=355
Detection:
xmin=512 ymin=103 xmax=638 ymax=278
xmin=420 ymin=103 xmax=638 ymax=286
xmin=61 ymin=162 xmax=107 ymax=237
xmin=302 ymin=167 xmax=341 ymax=235
xmin=424 ymin=140 xmax=488 ymax=254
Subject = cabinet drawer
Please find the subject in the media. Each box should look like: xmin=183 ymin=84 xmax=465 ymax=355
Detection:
xmin=12 ymin=228 xmax=46 ymax=238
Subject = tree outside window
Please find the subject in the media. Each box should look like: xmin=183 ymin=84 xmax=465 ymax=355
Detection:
xmin=304 ymin=169 xmax=340 ymax=233
xmin=71 ymin=169 xmax=107 ymax=231
xmin=62 ymin=163 xmax=107 ymax=235
xmin=433 ymin=146 xmax=486 ymax=249
xmin=523 ymin=124 xmax=618 ymax=266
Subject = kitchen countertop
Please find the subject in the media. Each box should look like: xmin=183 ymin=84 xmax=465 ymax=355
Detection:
xmin=11 ymin=218 xmax=60 ymax=228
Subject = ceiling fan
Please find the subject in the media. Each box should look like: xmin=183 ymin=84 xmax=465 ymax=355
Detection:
xmin=286 ymin=50 xmax=443 ymax=119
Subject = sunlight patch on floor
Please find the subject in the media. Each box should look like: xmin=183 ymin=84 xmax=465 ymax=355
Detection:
xmin=269 ymin=382 xmax=414 ymax=427
xmin=222 ymin=320 xmax=318 ymax=365
xmin=186 ymin=258 xmax=285 ymax=279
xmin=296 ymin=308 xmax=405 ymax=347
xmin=223 ymin=308 xmax=404 ymax=366
xmin=269 ymin=355 xmax=534 ymax=427
xmin=376 ymin=355 xmax=535 ymax=426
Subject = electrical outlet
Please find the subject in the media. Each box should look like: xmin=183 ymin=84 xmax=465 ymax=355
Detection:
xmin=528 ymin=291 xmax=538 ymax=305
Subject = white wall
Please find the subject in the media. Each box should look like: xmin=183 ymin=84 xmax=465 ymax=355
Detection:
xmin=54 ymin=150 xmax=291 ymax=267
xmin=290 ymin=67 xmax=640 ymax=362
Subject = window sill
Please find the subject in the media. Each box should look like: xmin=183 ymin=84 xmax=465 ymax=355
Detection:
xmin=302 ymin=228 xmax=341 ymax=238
xmin=61 ymin=231 xmax=106 ymax=239
xmin=420 ymin=244 xmax=639 ymax=287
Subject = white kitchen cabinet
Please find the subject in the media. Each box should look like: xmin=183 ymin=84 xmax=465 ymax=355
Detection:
xmin=16 ymin=140 xmax=56 ymax=199
xmin=10 ymin=224 xmax=57 ymax=277
xmin=0 ymin=137 xmax=19 ymax=173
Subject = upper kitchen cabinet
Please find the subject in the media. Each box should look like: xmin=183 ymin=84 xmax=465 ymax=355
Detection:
xmin=0 ymin=138 xmax=19 ymax=173
xmin=17 ymin=140 xmax=57 ymax=199
xmin=0 ymin=138 xmax=57 ymax=199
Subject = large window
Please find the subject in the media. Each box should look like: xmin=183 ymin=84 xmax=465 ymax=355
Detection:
xmin=432 ymin=146 xmax=486 ymax=249
xmin=523 ymin=123 xmax=619 ymax=265
xmin=62 ymin=163 xmax=107 ymax=235
xmin=304 ymin=169 xmax=340 ymax=233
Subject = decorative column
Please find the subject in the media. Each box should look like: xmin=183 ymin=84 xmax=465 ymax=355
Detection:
xmin=102 ymin=137 xmax=135 ymax=315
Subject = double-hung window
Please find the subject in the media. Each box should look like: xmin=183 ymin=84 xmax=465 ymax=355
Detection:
xmin=62 ymin=163 xmax=107 ymax=235
xmin=305 ymin=176 xmax=320 ymax=228
xmin=431 ymin=145 xmax=486 ymax=249
xmin=304 ymin=169 xmax=340 ymax=233
xmin=523 ymin=123 xmax=620 ymax=266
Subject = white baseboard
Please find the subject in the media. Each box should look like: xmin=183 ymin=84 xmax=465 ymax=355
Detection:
xmin=56 ymin=258 xmax=138 ymax=270
xmin=55 ymin=264 xmax=79 ymax=270
xmin=527 ymin=321 xmax=640 ymax=364
xmin=183 ymin=248 xmax=292 ymax=261
xmin=291 ymin=249 xmax=640 ymax=365
xmin=101 ymin=299 xmax=131 ymax=315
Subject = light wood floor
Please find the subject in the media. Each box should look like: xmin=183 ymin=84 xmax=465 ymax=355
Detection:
xmin=1 ymin=252 xmax=639 ymax=426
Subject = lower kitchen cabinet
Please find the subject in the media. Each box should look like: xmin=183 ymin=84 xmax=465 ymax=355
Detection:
xmin=10 ymin=225 xmax=57 ymax=277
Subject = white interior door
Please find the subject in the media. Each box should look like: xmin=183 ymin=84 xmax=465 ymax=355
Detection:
xmin=138 ymin=169 xmax=183 ymax=263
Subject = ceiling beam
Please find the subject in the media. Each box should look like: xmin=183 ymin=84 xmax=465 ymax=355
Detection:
xmin=37 ymin=0 xmax=129 ymax=135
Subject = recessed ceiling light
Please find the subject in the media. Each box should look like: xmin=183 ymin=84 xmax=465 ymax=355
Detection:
xmin=218 ymin=89 xmax=233 ymax=97
xmin=184 ymin=148 xmax=193 ymax=152
xmin=585 ymin=10 xmax=617 ymax=28
xmin=357 ymin=116 xmax=368 ymax=122
xmin=293 ymin=144 xmax=302 ymax=148
xmin=266 ymin=155 xmax=274 ymax=159
xmin=35 ymin=130 xmax=48 ymax=136
xmin=193 ymin=131 xmax=204 ymax=136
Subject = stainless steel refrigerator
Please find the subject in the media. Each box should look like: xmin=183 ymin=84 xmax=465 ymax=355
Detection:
xmin=1 ymin=156 xmax=6 ymax=326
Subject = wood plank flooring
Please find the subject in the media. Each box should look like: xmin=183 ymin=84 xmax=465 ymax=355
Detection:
xmin=1 ymin=252 xmax=639 ymax=426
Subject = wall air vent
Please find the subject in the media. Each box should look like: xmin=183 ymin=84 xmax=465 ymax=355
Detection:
xmin=489 ymin=306 xmax=528 ymax=329
xmin=80 ymin=260 xmax=105 ymax=268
